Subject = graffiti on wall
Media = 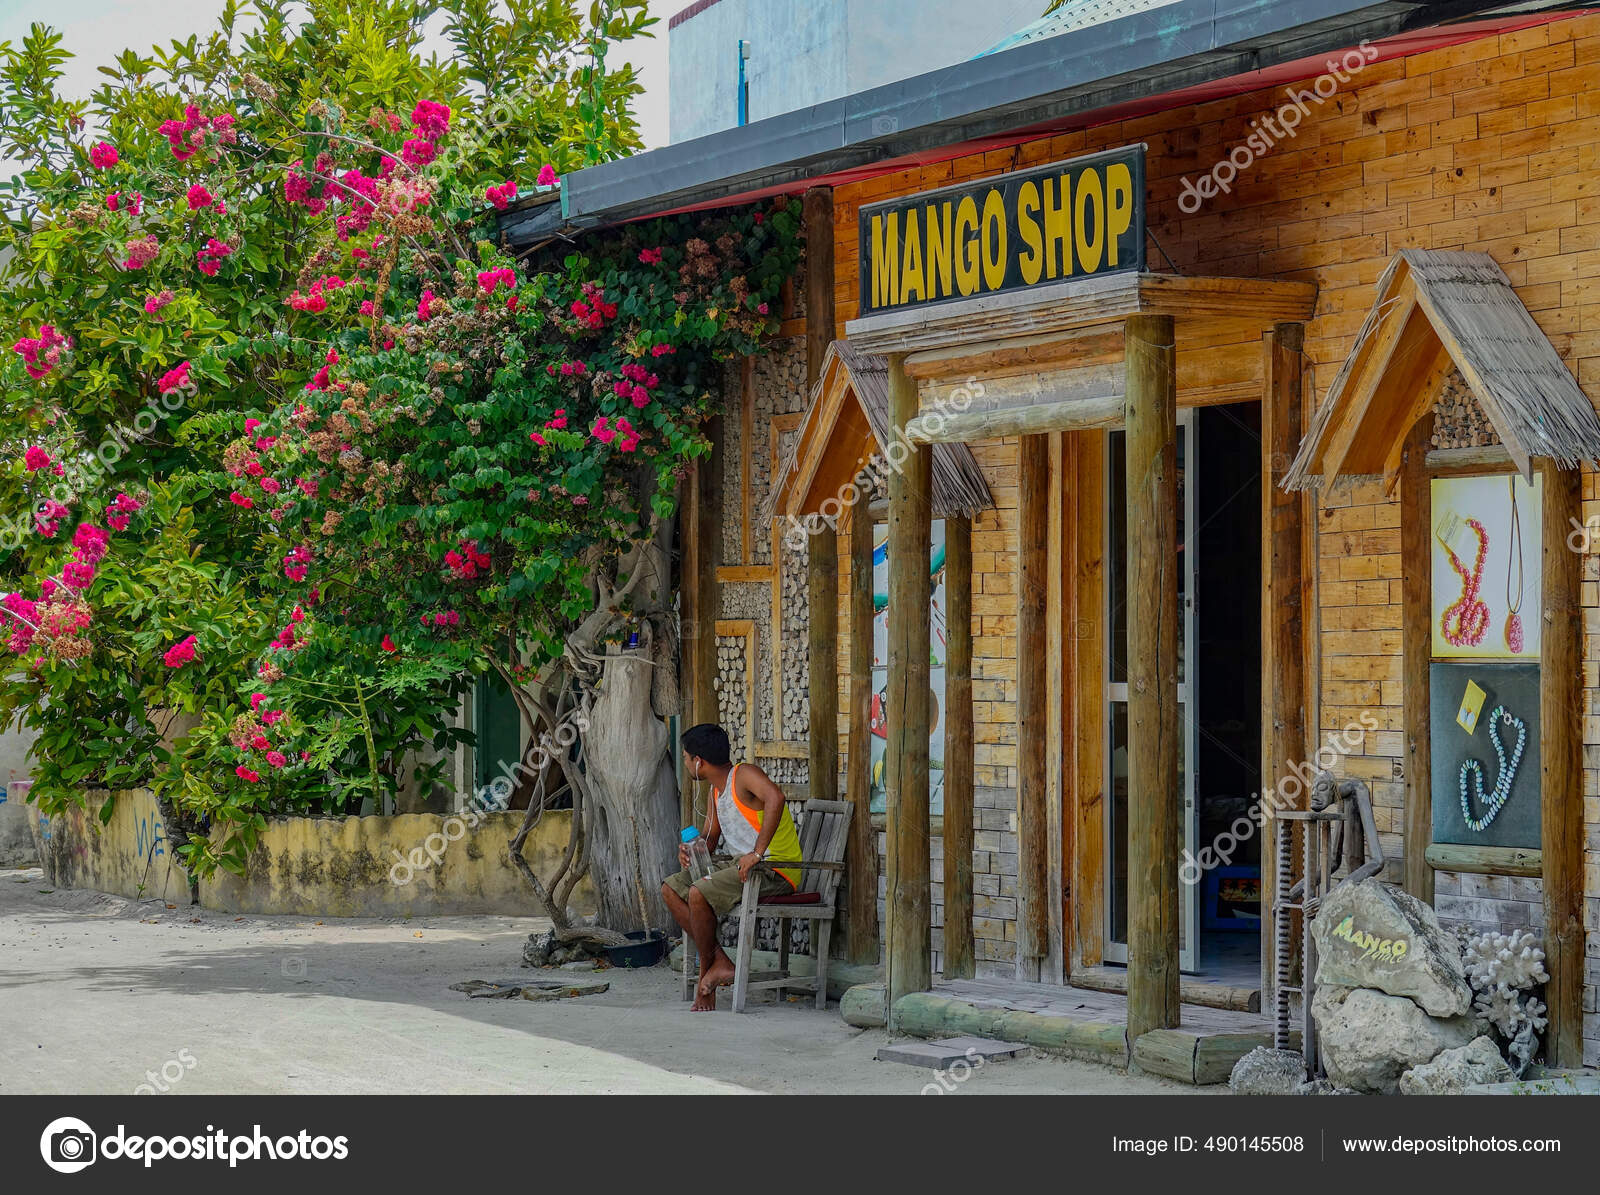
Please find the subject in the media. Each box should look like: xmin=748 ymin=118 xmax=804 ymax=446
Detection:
xmin=869 ymin=519 xmax=948 ymax=815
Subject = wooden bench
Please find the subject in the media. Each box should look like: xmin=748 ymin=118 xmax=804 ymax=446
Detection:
xmin=680 ymin=798 xmax=853 ymax=1012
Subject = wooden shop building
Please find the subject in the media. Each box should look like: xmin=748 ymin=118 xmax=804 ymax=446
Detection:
xmin=505 ymin=0 xmax=1600 ymax=1073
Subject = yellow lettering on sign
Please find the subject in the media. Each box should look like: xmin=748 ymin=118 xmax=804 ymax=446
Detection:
xmin=980 ymin=188 xmax=1007 ymax=292
xmin=900 ymin=207 xmax=925 ymax=303
xmin=1016 ymin=181 xmax=1043 ymax=286
xmin=1106 ymin=162 xmax=1134 ymax=267
xmin=954 ymin=195 xmax=980 ymax=296
xmin=1042 ymin=175 xmax=1071 ymax=280
xmin=870 ymin=211 xmax=899 ymax=310
xmin=925 ymin=201 xmax=953 ymax=300
xmin=1074 ymin=169 xmax=1104 ymax=274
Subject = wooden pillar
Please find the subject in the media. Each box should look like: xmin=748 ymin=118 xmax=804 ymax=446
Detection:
xmin=885 ymin=352 xmax=932 ymax=1013
xmin=688 ymin=411 xmax=723 ymax=829
xmin=679 ymin=473 xmax=699 ymax=826
xmin=846 ymin=510 xmax=879 ymax=964
xmin=942 ymin=515 xmax=975 ymax=979
xmin=1072 ymin=430 xmax=1106 ymax=968
xmin=1260 ymin=323 xmax=1307 ymax=997
xmin=802 ymin=187 xmax=835 ymax=389
xmin=1400 ymin=415 xmax=1434 ymax=902
xmin=1123 ymin=313 xmax=1179 ymax=1037
xmin=808 ymin=523 xmax=839 ymax=803
xmin=1017 ymin=436 xmax=1050 ymax=981
xmin=1540 ymin=460 xmax=1582 ymax=1067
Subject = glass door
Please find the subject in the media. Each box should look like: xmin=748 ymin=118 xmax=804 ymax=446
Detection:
xmin=1103 ymin=410 xmax=1199 ymax=972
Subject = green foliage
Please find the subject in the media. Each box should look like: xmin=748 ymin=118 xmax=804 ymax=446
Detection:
xmin=0 ymin=0 xmax=670 ymax=875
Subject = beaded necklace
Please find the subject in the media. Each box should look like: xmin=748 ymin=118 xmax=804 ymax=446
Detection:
xmin=1439 ymin=516 xmax=1489 ymax=647
xmin=1459 ymin=706 xmax=1525 ymax=832
xmin=1504 ymin=477 xmax=1524 ymax=653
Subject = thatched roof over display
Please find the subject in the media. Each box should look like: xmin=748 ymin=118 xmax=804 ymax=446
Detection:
xmin=1285 ymin=249 xmax=1600 ymax=489
xmin=767 ymin=340 xmax=994 ymax=523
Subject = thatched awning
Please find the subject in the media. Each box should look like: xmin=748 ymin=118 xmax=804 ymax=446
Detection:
xmin=1285 ymin=249 xmax=1600 ymax=489
xmin=767 ymin=340 xmax=994 ymax=523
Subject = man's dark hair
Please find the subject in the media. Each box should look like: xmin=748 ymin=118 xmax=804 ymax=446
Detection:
xmin=681 ymin=723 xmax=732 ymax=768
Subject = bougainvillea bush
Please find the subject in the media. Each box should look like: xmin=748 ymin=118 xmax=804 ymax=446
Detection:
xmin=0 ymin=1 xmax=803 ymax=898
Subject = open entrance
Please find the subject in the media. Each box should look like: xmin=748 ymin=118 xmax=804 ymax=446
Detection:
xmin=1104 ymin=402 xmax=1262 ymax=981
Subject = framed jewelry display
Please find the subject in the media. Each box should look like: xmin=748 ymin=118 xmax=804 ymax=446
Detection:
xmin=1428 ymin=661 xmax=1541 ymax=850
xmin=1430 ymin=473 xmax=1541 ymax=659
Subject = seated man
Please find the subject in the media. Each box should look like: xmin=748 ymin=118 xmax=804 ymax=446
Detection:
xmin=661 ymin=723 xmax=802 ymax=1011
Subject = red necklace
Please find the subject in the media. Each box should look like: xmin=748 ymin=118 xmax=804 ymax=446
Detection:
xmin=1440 ymin=517 xmax=1490 ymax=647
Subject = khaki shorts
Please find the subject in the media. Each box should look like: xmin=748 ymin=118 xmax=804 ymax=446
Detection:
xmin=663 ymin=859 xmax=794 ymax=917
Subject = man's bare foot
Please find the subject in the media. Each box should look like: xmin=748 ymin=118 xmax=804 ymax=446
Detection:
xmin=692 ymin=957 xmax=736 ymax=1011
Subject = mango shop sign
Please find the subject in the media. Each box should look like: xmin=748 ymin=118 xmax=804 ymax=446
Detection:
xmin=858 ymin=145 xmax=1145 ymax=316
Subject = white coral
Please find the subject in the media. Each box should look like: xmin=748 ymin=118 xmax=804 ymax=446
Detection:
xmin=1461 ymin=929 xmax=1548 ymax=996
xmin=1473 ymin=988 xmax=1547 ymax=1036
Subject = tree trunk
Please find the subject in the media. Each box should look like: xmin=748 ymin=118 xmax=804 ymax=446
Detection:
xmin=581 ymin=648 xmax=680 ymax=931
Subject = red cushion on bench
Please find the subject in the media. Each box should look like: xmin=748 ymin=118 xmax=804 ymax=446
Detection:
xmin=762 ymin=890 xmax=822 ymax=905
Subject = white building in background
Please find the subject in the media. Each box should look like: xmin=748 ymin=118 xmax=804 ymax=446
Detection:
xmin=667 ymin=0 xmax=1050 ymax=143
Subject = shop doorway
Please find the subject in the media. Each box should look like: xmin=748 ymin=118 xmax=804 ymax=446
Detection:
xmin=1103 ymin=403 xmax=1263 ymax=981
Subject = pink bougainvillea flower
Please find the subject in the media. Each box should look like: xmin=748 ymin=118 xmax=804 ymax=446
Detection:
xmin=400 ymin=137 xmax=435 ymax=168
xmin=196 ymin=237 xmax=233 ymax=276
xmin=283 ymin=563 xmax=307 ymax=582
xmin=144 ymin=289 xmax=176 ymax=316
xmin=23 ymin=446 xmax=51 ymax=472
xmin=13 ymin=325 xmax=71 ymax=379
xmin=157 ymin=360 xmax=191 ymax=395
xmin=651 ymin=343 xmax=676 ymax=357
xmin=250 ymin=692 xmax=267 ymax=712
xmin=72 ymin=523 xmax=109 ymax=564
xmin=476 ymin=267 xmax=516 ymax=294
xmin=591 ymin=416 xmax=616 ymax=445
xmin=528 ymin=431 xmax=547 ymax=447
xmin=546 ymin=409 xmax=568 ymax=430
xmin=380 ymin=635 xmax=398 ymax=653
xmin=417 ymin=288 xmax=436 ymax=321
xmin=186 ymin=183 xmax=215 ymax=210
xmin=536 ymin=163 xmax=558 ymax=187
xmin=638 ymin=247 xmax=663 ymax=264
xmin=89 ymin=140 xmax=119 ymax=169
xmin=409 ymin=99 xmax=451 ymax=141
xmin=235 ymin=765 xmax=260 ymax=783
xmin=262 ymin=710 xmax=284 ymax=726
xmin=244 ymin=418 xmax=261 ymax=434
xmin=485 ymin=179 xmax=517 ymax=210
xmin=163 ymin=635 xmax=198 ymax=668
xmin=61 ymin=559 xmax=96 ymax=590
xmin=229 ymin=491 xmax=254 ymax=509
xmin=122 ymin=234 xmax=160 ymax=270
xmin=105 ymin=492 xmax=141 ymax=532
xmin=106 ymin=191 xmax=121 ymax=211
xmin=265 ymin=751 xmax=288 ymax=769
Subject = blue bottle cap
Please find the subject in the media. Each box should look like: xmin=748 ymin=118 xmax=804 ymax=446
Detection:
xmin=680 ymin=827 xmax=700 ymax=843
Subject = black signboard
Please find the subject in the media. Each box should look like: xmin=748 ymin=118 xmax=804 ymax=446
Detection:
xmin=857 ymin=144 xmax=1146 ymax=317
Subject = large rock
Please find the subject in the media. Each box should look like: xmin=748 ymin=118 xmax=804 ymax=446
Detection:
xmin=1311 ymin=879 xmax=1472 ymax=1016
xmin=1229 ymin=1047 xmax=1307 ymax=1095
xmin=1312 ymin=984 xmax=1479 ymax=1094
xmin=1399 ymin=1036 xmax=1512 ymax=1094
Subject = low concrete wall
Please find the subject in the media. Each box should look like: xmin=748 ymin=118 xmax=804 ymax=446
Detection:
xmin=1 ymin=781 xmax=38 ymax=867
xmin=26 ymin=789 xmax=594 ymax=918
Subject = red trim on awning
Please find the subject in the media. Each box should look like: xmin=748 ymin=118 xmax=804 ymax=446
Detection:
xmin=634 ymin=11 xmax=1594 ymax=221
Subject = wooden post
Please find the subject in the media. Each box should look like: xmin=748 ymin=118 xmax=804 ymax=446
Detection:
xmin=803 ymin=187 xmax=836 ymax=390
xmin=1123 ymin=313 xmax=1179 ymax=1037
xmin=1539 ymin=461 xmax=1582 ymax=1067
xmin=846 ymin=510 xmax=879 ymax=964
xmin=885 ymin=353 xmax=932 ymax=1014
xmin=1400 ymin=415 xmax=1434 ymax=903
xmin=1260 ymin=323 xmax=1307 ymax=998
xmin=689 ymin=411 xmax=723 ymax=829
xmin=808 ymin=522 xmax=839 ymax=803
xmin=1017 ymin=435 xmax=1050 ymax=981
xmin=943 ymin=515 xmax=975 ymax=979
xmin=679 ymin=473 xmax=699 ymax=826
xmin=1072 ymin=430 xmax=1106 ymax=968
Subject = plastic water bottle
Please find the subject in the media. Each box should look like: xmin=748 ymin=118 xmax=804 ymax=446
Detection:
xmin=681 ymin=826 xmax=712 ymax=882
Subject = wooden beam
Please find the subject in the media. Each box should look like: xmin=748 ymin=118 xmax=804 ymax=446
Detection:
xmin=1320 ymin=288 xmax=1418 ymax=489
xmin=679 ymin=473 xmax=698 ymax=827
xmin=690 ymin=411 xmax=723 ymax=829
xmin=1424 ymin=843 xmax=1542 ymax=878
xmin=1539 ymin=460 xmax=1582 ymax=1068
xmin=1123 ymin=313 xmax=1180 ymax=1038
xmin=1425 ymin=444 xmax=1513 ymax=470
xmin=907 ymin=394 xmax=1123 ymax=444
xmin=807 ymin=522 xmax=839 ymax=804
xmin=1047 ymin=431 xmax=1069 ymax=985
xmin=1017 ymin=435 xmax=1051 ymax=982
xmin=1400 ymin=415 xmax=1434 ymax=903
xmin=740 ymin=358 xmax=754 ymax=564
xmin=1072 ymin=429 xmax=1106 ymax=969
xmin=846 ymin=510 xmax=879 ymax=965
xmin=885 ymin=352 xmax=933 ymax=1013
xmin=904 ymin=327 xmax=1124 ymax=381
xmin=942 ymin=515 xmax=975 ymax=980
xmin=1261 ymin=322 xmax=1307 ymax=1001
xmin=803 ymin=186 xmax=836 ymax=393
